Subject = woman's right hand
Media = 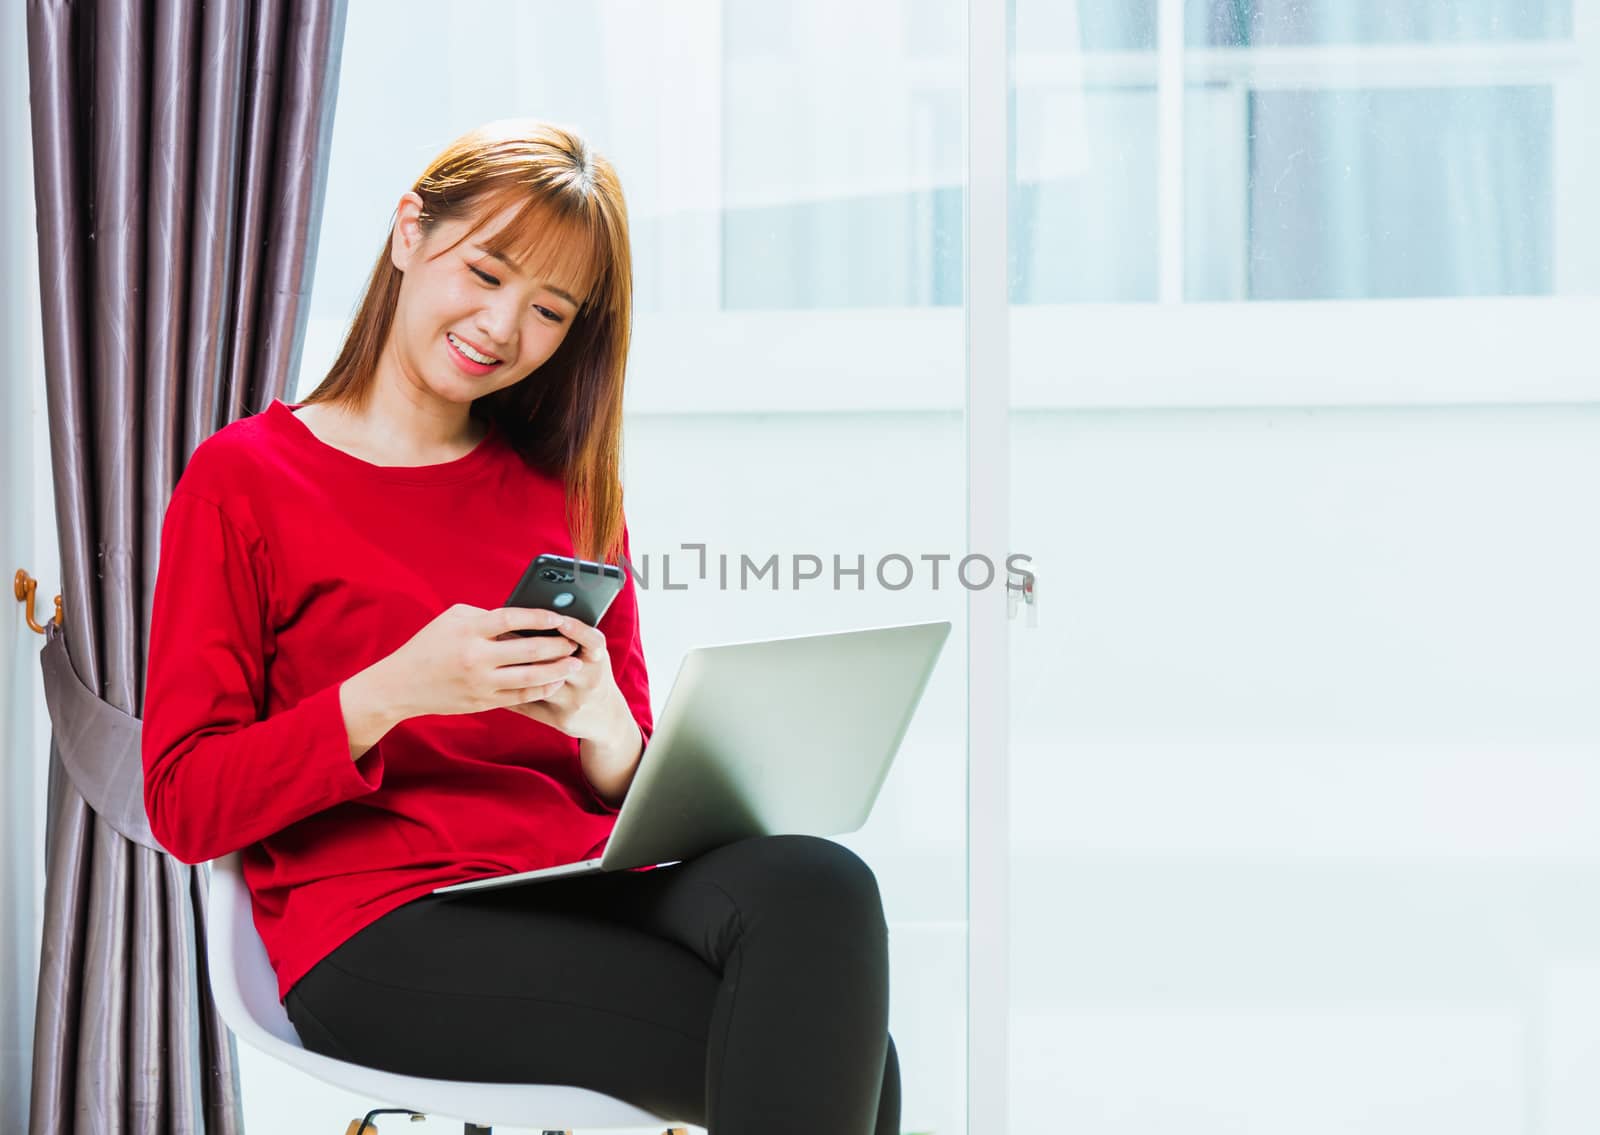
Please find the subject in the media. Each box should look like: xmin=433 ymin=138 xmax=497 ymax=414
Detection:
xmin=375 ymin=603 xmax=583 ymax=720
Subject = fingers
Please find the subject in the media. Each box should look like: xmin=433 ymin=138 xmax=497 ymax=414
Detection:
xmin=488 ymin=609 xmax=575 ymax=656
xmin=547 ymin=612 xmax=608 ymax=660
xmin=493 ymin=653 xmax=582 ymax=690
xmin=498 ymin=683 xmax=564 ymax=716
xmin=491 ymin=605 xmax=564 ymax=637
xmin=491 ymin=607 xmax=607 ymax=663
xmin=497 ymin=676 xmax=564 ymax=702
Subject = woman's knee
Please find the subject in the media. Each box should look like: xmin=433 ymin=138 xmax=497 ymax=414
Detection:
xmin=728 ymin=834 xmax=888 ymax=933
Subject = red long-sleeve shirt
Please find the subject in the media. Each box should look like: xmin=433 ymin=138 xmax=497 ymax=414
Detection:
xmin=141 ymin=398 xmax=652 ymax=1002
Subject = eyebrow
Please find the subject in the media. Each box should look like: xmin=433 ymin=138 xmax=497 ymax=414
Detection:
xmin=474 ymin=244 xmax=583 ymax=309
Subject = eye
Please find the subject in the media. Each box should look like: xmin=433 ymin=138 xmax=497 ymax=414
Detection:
xmin=536 ymin=306 xmax=564 ymax=324
xmin=470 ymin=265 xmax=499 ymax=286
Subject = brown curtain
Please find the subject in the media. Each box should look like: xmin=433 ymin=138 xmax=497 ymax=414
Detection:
xmin=24 ymin=1 xmax=347 ymax=1130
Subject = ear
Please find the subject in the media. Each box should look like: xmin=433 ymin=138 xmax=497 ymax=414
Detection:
xmin=390 ymin=191 xmax=427 ymax=273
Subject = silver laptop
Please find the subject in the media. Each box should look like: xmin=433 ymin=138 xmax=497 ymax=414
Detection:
xmin=432 ymin=619 xmax=951 ymax=894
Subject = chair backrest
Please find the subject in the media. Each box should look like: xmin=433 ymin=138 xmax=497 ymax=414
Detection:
xmin=206 ymin=851 xmax=303 ymax=1047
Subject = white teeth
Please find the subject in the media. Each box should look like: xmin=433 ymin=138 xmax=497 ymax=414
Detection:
xmin=449 ymin=332 xmax=499 ymax=365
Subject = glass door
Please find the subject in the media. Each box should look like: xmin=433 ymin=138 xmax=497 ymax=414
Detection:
xmin=1004 ymin=0 xmax=1600 ymax=1131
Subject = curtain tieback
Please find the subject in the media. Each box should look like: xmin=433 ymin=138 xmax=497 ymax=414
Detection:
xmin=38 ymin=621 xmax=161 ymax=852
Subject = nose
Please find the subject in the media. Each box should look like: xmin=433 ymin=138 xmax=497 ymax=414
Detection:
xmin=473 ymin=294 xmax=518 ymax=357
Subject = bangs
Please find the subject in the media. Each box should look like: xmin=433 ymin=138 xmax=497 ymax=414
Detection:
xmin=459 ymin=187 xmax=605 ymax=312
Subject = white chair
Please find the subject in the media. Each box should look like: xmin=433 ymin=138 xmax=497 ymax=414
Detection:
xmin=206 ymin=851 xmax=688 ymax=1135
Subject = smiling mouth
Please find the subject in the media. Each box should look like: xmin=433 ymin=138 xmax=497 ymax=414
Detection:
xmin=447 ymin=331 xmax=502 ymax=366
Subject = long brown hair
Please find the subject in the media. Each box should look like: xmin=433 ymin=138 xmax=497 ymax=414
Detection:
xmin=301 ymin=119 xmax=634 ymax=563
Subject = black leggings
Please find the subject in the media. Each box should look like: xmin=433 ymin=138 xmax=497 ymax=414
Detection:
xmin=283 ymin=834 xmax=899 ymax=1134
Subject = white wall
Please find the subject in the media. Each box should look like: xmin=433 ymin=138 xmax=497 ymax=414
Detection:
xmin=1 ymin=0 xmax=56 ymax=1131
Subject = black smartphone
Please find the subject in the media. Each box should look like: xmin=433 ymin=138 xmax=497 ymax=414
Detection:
xmin=504 ymin=554 xmax=625 ymax=638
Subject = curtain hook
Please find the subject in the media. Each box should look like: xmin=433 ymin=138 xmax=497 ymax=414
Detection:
xmin=13 ymin=568 xmax=64 ymax=634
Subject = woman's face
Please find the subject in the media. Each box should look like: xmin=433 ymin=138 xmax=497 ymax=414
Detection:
xmin=386 ymin=190 xmax=590 ymax=404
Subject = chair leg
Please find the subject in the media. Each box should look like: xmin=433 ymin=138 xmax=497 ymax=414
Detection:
xmin=345 ymin=1116 xmax=674 ymax=1135
xmin=346 ymin=1108 xmax=428 ymax=1134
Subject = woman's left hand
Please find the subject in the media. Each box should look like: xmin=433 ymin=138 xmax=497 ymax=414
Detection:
xmin=502 ymin=614 xmax=632 ymax=742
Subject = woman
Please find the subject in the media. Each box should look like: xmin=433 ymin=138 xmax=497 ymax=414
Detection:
xmin=140 ymin=119 xmax=899 ymax=1134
